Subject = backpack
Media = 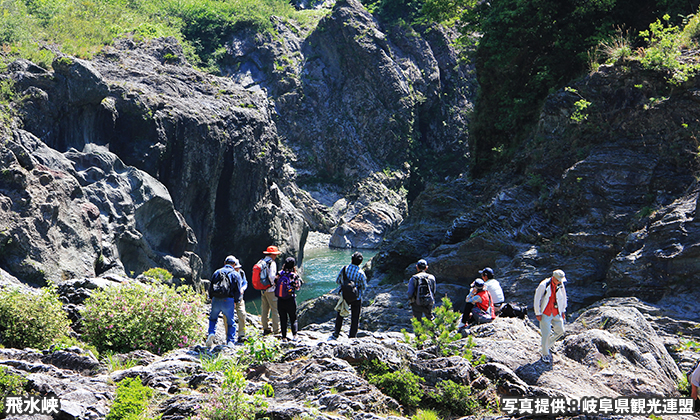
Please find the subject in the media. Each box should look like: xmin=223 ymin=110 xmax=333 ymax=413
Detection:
xmin=414 ymin=274 xmax=434 ymax=307
xmin=500 ymin=302 xmax=528 ymax=319
xmin=209 ymin=267 xmax=238 ymax=299
xmin=275 ymin=271 xmax=295 ymax=299
xmin=251 ymin=259 xmax=272 ymax=290
xmin=341 ymin=266 xmax=359 ymax=303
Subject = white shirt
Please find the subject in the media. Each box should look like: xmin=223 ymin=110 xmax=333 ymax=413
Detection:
xmin=264 ymin=257 xmax=277 ymax=293
xmin=691 ymin=362 xmax=700 ymax=387
xmin=485 ymin=279 xmax=504 ymax=305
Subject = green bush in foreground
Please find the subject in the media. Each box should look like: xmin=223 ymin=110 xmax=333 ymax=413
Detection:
xmin=403 ymin=296 xmax=462 ymax=356
xmin=370 ymin=368 xmax=424 ymax=409
xmin=81 ymin=283 xmax=205 ymax=355
xmin=432 ymin=379 xmax=479 ymax=417
xmin=0 ymin=286 xmax=70 ymax=349
xmin=106 ymin=377 xmax=153 ymax=420
xmin=0 ymin=366 xmax=27 ymax=413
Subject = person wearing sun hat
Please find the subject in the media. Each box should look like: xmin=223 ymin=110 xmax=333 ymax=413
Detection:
xmin=260 ymin=245 xmax=282 ymax=336
xmin=534 ymin=269 xmax=568 ymax=364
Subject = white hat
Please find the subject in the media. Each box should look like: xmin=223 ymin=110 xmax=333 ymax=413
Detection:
xmin=553 ymin=269 xmax=566 ymax=282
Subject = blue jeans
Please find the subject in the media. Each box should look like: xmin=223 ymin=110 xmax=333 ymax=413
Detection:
xmin=208 ymin=297 xmax=237 ymax=344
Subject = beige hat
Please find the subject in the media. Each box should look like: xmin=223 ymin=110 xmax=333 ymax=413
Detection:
xmin=553 ymin=269 xmax=566 ymax=282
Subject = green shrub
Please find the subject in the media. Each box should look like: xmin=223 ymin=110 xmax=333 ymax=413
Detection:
xmin=369 ymin=368 xmax=424 ymax=409
xmin=199 ymin=364 xmax=267 ymax=420
xmin=0 ymin=366 xmax=27 ymax=413
xmin=106 ymin=377 xmax=153 ymax=420
xmin=412 ymin=408 xmax=442 ymax=420
xmin=0 ymin=286 xmax=71 ymax=349
xmin=639 ymin=14 xmax=700 ymax=85
xmin=236 ymin=330 xmax=281 ymax=365
xmin=357 ymin=358 xmax=391 ymax=379
xmin=402 ymin=296 xmax=462 ymax=356
xmin=81 ymin=283 xmax=205 ymax=355
xmin=140 ymin=267 xmax=173 ymax=284
xmin=432 ymin=379 xmax=479 ymax=417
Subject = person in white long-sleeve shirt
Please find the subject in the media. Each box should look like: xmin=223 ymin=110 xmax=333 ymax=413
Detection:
xmin=533 ymin=269 xmax=568 ymax=364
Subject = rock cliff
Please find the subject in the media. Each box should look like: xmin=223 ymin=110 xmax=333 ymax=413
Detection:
xmin=375 ymin=60 xmax=700 ymax=322
xmin=1 ymin=0 xmax=473 ymax=282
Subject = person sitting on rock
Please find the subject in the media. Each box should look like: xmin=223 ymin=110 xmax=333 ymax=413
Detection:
xmin=457 ymin=278 xmax=495 ymax=329
xmin=407 ymin=259 xmax=436 ymax=320
xmin=480 ymin=267 xmax=505 ymax=315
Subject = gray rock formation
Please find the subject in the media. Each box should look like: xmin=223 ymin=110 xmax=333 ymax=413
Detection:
xmin=8 ymin=39 xmax=307 ymax=278
xmin=0 ymin=130 xmax=199 ymax=284
xmin=374 ymin=60 xmax=700 ymax=322
xmin=0 ymin=297 xmax=697 ymax=420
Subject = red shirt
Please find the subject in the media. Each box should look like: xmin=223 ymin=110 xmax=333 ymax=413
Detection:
xmin=543 ymin=280 xmax=559 ymax=316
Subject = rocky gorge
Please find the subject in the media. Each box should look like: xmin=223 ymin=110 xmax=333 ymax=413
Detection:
xmin=1 ymin=0 xmax=700 ymax=418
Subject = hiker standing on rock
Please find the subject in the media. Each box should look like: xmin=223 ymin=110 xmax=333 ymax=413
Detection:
xmin=232 ymin=257 xmax=248 ymax=343
xmin=206 ymin=255 xmax=242 ymax=348
xmin=274 ymin=257 xmax=302 ymax=342
xmin=407 ymin=259 xmax=436 ymax=320
xmin=329 ymin=251 xmax=367 ymax=340
xmin=259 ymin=246 xmax=281 ymax=336
xmin=534 ymin=269 xmax=568 ymax=364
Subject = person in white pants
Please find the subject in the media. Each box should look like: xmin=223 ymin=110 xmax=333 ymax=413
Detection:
xmin=533 ymin=269 xmax=568 ymax=364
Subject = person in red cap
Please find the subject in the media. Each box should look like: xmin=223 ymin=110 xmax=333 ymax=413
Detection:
xmin=260 ymin=245 xmax=281 ymax=336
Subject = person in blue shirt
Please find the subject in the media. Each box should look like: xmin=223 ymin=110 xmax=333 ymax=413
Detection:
xmin=206 ymin=255 xmax=243 ymax=347
xmin=329 ymin=252 xmax=368 ymax=340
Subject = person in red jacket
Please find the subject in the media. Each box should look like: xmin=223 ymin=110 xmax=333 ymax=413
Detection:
xmin=461 ymin=278 xmax=495 ymax=327
xmin=533 ymin=269 xmax=568 ymax=364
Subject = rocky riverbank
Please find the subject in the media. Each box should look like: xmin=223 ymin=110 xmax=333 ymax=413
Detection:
xmin=0 ymin=276 xmax=698 ymax=420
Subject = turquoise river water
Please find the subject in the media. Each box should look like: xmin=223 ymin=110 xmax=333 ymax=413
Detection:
xmin=245 ymin=247 xmax=376 ymax=315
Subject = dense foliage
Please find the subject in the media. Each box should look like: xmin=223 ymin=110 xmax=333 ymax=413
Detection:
xmin=106 ymin=377 xmax=154 ymax=420
xmin=0 ymin=286 xmax=70 ymax=349
xmin=0 ymin=366 xmax=27 ymax=413
xmin=0 ymin=0 xmax=326 ymax=70
xmin=81 ymin=282 xmax=205 ymax=354
xmin=414 ymin=0 xmax=700 ymax=173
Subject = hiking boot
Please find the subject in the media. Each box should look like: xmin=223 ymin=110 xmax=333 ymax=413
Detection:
xmin=205 ymin=334 xmax=215 ymax=348
xmin=237 ymin=336 xmax=247 ymax=344
xmin=541 ymin=354 xmax=552 ymax=364
xmin=263 ymin=330 xmax=272 ymax=336
xmin=327 ymin=334 xmax=338 ymax=341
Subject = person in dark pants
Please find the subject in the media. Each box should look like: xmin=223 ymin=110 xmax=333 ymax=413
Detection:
xmin=329 ymin=252 xmax=368 ymax=340
xmin=407 ymin=259 xmax=436 ymax=320
xmin=274 ymin=257 xmax=302 ymax=341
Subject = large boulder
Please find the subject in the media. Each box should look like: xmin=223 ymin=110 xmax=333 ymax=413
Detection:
xmin=0 ymin=131 xmax=200 ymax=284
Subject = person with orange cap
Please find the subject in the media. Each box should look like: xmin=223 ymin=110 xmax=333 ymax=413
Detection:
xmin=260 ymin=245 xmax=281 ymax=336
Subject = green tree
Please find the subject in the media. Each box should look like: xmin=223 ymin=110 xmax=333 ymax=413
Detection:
xmin=403 ymin=296 xmax=463 ymax=356
xmin=421 ymin=0 xmax=700 ymax=173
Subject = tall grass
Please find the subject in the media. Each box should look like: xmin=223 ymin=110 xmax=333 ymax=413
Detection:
xmin=0 ymin=0 xmax=327 ymax=70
